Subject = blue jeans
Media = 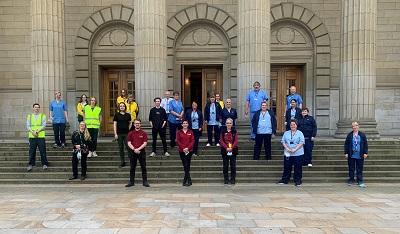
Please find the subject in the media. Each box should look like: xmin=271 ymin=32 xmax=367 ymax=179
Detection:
xmin=281 ymin=155 xmax=303 ymax=184
xmin=28 ymin=138 xmax=48 ymax=166
xmin=348 ymin=157 xmax=364 ymax=183
xmin=53 ymin=123 xmax=66 ymax=146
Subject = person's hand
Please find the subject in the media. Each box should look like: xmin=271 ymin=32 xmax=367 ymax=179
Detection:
xmin=114 ymin=134 xmax=118 ymax=140
xmin=227 ymin=147 xmax=232 ymax=152
xmin=345 ymin=154 xmax=348 ymax=159
xmin=363 ymin=154 xmax=368 ymax=159
xmin=245 ymin=111 xmax=248 ymax=117
xmin=311 ymin=137 xmax=315 ymax=141
xmin=199 ymin=128 xmax=202 ymax=131
xmin=75 ymin=145 xmax=81 ymax=149
xmin=134 ymin=149 xmax=140 ymax=154
xmin=272 ymin=134 xmax=275 ymax=139
xmin=183 ymin=148 xmax=189 ymax=152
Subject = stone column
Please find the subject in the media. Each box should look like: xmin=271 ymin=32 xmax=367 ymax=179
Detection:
xmin=134 ymin=0 xmax=167 ymax=119
xmin=31 ymin=0 xmax=66 ymax=114
xmin=335 ymin=0 xmax=379 ymax=138
xmin=237 ymin=0 xmax=270 ymax=120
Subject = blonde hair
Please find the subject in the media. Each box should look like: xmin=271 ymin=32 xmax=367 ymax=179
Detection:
xmin=79 ymin=121 xmax=92 ymax=141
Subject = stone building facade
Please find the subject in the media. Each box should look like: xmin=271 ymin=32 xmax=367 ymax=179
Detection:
xmin=0 ymin=0 xmax=399 ymax=138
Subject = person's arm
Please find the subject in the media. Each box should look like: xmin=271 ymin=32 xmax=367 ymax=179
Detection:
xmin=312 ymin=117 xmax=317 ymax=139
xmin=292 ymin=133 xmax=305 ymax=152
xmin=39 ymin=114 xmax=46 ymax=133
xmin=188 ymin=131 xmax=195 ymax=152
xmin=219 ymin=132 xmax=228 ymax=149
xmin=363 ymin=133 xmax=368 ymax=158
xmin=113 ymin=121 xmax=118 ymax=138
xmin=298 ymin=95 xmax=303 ymax=109
xmin=344 ymin=134 xmax=350 ymax=158
xmin=49 ymin=103 xmax=53 ymax=121
xmin=232 ymin=132 xmax=239 ymax=148
xmin=64 ymin=102 xmax=69 ymax=123
xmin=149 ymin=109 xmax=153 ymax=128
xmin=26 ymin=115 xmax=32 ymax=132
xmin=245 ymin=92 xmax=250 ymax=115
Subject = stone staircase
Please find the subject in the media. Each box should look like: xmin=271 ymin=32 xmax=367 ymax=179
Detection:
xmin=1 ymin=132 xmax=400 ymax=184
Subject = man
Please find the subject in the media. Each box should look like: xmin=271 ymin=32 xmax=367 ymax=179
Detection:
xmin=285 ymin=99 xmax=302 ymax=131
xmin=149 ymin=97 xmax=169 ymax=157
xmin=50 ymin=91 xmax=69 ymax=148
xmin=26 ymin=103 xmax=48 ymax=171
xmin=245 ymin=81 xmax=269 ymax=140
xmin=221 ymin=98 xmax=238 ymax=126
xmin=116 ymin=89 xmax=128 ymax=106
xmin=161 ymin=90 xmax=173 ymax=116
xmin=344 ymin=122 xmax=368 ymax=188
xmin=167 ymin=91 xmax=184 ymax=147
xmin=84 ymin=97 xmax=101 ymax=157
xmin=251 ymin=101 xmax=277 ymax=160
xmin=126 ymin=119 xmax=150 ymax=187
xmin=204 ymin=95 xmax=222 ymax=146
xmin=286 ymin=86 xmax=303 ymax=110
xmin=215 ymin=93 xmax=224 ymax=109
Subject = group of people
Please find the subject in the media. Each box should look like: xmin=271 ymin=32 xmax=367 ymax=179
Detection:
xmin=26 ymin=83 xmax=369 ymax=188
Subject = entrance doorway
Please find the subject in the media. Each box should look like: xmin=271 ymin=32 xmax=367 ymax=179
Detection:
xmin=270 ymin=65 xmax=303 ymax=133
xmin=101 ymin=67 xmax=135 ymax=135
xmin=182 ymin=66 xmax=223 ymax=112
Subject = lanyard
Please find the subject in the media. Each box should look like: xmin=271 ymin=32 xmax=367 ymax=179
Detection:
xmin=291 ymin=131 xmax=297 ymax=141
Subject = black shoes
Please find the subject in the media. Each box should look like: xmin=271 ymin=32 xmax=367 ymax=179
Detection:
xmin=80 ymin=176 xmax=86 ymax=181
xmin=119 ymin=162 xmax=126 ymax=168
xmin=69 ymin=176 xmax=78 ymax=180
xmin=143 ymin=181 xmax=150 ymax=187
xmin=125 ymin=182 xmax=135 ymax=187
xmin=295 ymin=181 xmax=302 ymax=187
xmin=183 ymin=177 xmax=192 ymax=186
xmin=230 ymin=178 xmax=236 ymax=185
xmin=277 ymin=180 xmax=288 ymax=185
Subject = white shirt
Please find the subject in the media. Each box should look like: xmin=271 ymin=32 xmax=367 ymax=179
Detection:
xmin=161 ymin=97 xmax=173 ymax=113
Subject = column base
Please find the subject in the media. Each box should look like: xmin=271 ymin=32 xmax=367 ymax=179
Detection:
xmin=335 ymin=120 xmax=380 ymax=139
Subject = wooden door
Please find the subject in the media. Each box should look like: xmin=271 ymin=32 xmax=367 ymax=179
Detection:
xmin=202 ymin=68 xmax=222 ymax=109
xmin=270 ymin=66 xmax=303 ymax=133
xmin=102 ymin=68 xmax=135 ymax=135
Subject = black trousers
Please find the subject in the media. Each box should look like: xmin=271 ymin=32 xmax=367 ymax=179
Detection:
xmin=281 ymin=155 xmax=303 ymax=184
xmin=117 ymin=134 xmax=128 ymax=164
xmin=207 ymin=125 xmax=220 ymax=145
xmin=168 ymin=122 xmax=182 ymax=147
xmin=253 ymin=134 xmax=272 ymax=160
xmin=152 ymin=127 xmax=167 ymax=153
xmin=88 ymin=128 xmax=99 ymax=151
xmin=302 ymin=138 xmax=314 ymax=165
xmin=72 ymin=151 xmax=88 ymax=177
xmin=77 ymin=115 xmax=84 ymax=123
xmin=128 ymin=150 xmax=147 ymax=183
xmin=28 ymin=138 xmax=48 ymax=166
xmin=53 ymin=123 xmax=66 ymax=146
xmin=179 ymin=152 xmax=192 ymax=179
xmin=221 ymin=150 xmax=237 ymax=180
xmin=348 ymin=157 xmax=364 ymax=183
xmin=192 ymin=129 xmax=201 ymax=154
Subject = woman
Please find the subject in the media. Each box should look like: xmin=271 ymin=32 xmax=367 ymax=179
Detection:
xmin=113 ymin=102 xmax=132 ymax=168
xmin=298 ymin=108 xmax=317 ymax=167
xmin=219 ymin=118 xmax=238 ymax=185
xmin=176 ymin=120 xmax=195 ymax=186
xmin=278 ymin=119 xmax=305 ymax=187
xmin=204 ymin=95 xmax=222 ymax=146
xmin=127 ymin=94 xmax=139 ymax=122
xmin=69 ymin=121 xmax=92 ymax=181
xmin=84 ymin=97 xmax=101 ymax=157
xmin=76 ymin=94 xmax=87 ymax=123
xmin=185 ymin=101 xmax=203 ymax=156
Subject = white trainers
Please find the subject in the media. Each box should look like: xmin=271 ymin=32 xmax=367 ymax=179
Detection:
xmin=149 ymin=152 xmax=156 ymax=157
xmin=164 ymin=152 xmax=170 ymax=157
xmin=216 ymin=143 xmax=220 ymax=147
xmin=308 ymin=164 xmax=313 ymax=167
xmin=87 ymin=151 xmax=93 ymax=158
xmin=206 ymin=143 xmax=211 ymax=147
xmin=92 ymin=151 xmax=98 ymax=157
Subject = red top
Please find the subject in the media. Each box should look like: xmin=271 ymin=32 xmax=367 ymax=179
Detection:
xmin=219 ymin=130 xmax=238 ymax=149
xmin=176 ymin=129 xmax=195 ymax=152
xmin=127 ymin=129 xmax=148 ymax=149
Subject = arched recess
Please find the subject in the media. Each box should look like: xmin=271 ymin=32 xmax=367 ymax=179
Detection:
xmin=270 ymin=2 xmax=331 ymax=134
xmin=166 ymin=3 xmax=237 ymax=101
xmin=74 ymin=5 xmax=135 ymax=99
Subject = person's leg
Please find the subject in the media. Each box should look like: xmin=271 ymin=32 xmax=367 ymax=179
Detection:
xmin=91 ymin=128 xmax=99 ymax=151
xmin=207 ymin=125 xmax=213 ymax=145
xmin=72 ymin=152 xmax=78 ymax=178
xmin=129 ymin=152 xmax=138 ymax=184
xmin=293 ymin=156 xmax=303 ymax=184
xmin=193 ymin=129 xmax=200 ymax=154
xmin=309 ymin=140 xmax=314 ymax=165
xmin=221 ymin=152 xmax=229 ymax=183
xmin=53 ymin=123 xmax=60 ymax=146
xmin=230 ymin=155 xmax=237 ymax=183
xmin=303 ymin=139 xmax=311 ymax=165
xmin=88 ymin=128 xmax=95 ymax=152
xmin=28 ymin=138 xmax=37 ymax=166
xmin=117 ymin=134 xmax=126 ymax=164
xmin=356 ymin=158 xmax=365 ymax=184
xmin=37 ymin=138 xmax=48 ymax=166
xmin=179 ymin=152 xmax=187 ymax=184
xmin=160 ymin=127 xmax=168 ymax=153
xmin=253 ymin=134 xmax=263 ymax=160
xmin=81 ymin=154 xmax=88 ymax=177
xmin=264 ymin=134 xmax=272 ymax=160
xmin=250 ymin=112 xmax=255 ymax=139
xmin=138 ymin=151 xmax=148 ymax=185
xmin=60 ymin=123 xmax=66 ymax=145
xmin=151 ymin=128 xmax=158 ymax=153
xmin=186 ymin=152 xmax=193 ymax=185
xmin=347 ymin=157 xmax=356 ymax=183
xmin=169 ymin=122 xmax=177 ymax=147
xmin=281 ymin=157 xmax=293 ymax=183
xmin=214 ymin=125 xmax=220 ymax=145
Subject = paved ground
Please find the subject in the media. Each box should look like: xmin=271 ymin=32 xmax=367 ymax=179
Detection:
xmin=0 ymin=184 xmax=399 ymax=234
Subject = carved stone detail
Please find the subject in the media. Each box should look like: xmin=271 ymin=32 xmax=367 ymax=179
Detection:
xmin=193 ymin=28 xmax=211 ymax=46
xmin=110 ymin=29 xmax=128 ymax=46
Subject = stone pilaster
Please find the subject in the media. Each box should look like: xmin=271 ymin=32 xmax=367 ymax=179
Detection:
xmin=335 ymin=0 xmax=379 ymax=138
xmin=134 ymin=0 xmax=167 ymax=119
xmin=237 ymin=0 xmax=270 ymax=119
xmin=31 ymin=0 xmax=66 ymax=114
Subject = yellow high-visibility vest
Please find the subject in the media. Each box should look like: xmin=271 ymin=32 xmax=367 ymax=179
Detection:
xmin=84 ymin=105 xmax=101 ymax=129
xmin=27 ymin=113 xmax=46 ymax=138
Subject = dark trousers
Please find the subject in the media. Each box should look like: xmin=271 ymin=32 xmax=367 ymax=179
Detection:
xmin=77 ymin=115 xmax=84 ymax=123
xmin=28 ymin=138 xmax=48 ymax=166
xmin=207 ymin=125 xmax=220 ymax=145
xmin=303 ymin=138 xmax=314 ymax=165
xmin=128 ymin=150 xmax=147 ymax=184
xmin=253 ymin=134 xmax=272 ymax=160
xmin=88 ymin=128 xmax=99 ymax=151
xmin=117 ymin=134 xmax=128 ymax=164
xmin=281 ymin=155 xmax=303 ymax=183
xmin=192 ymin=129 xmax=201 ymax=154
xmin=168 ymin=122 xmax=182 ymax=147
xmin=179 ymin=152 xmax=192 ymax=179
xmin=53 ymin=123 xmax=66 ymax=146
xmin=348 ymin=157 xmax=364 ymax=182
xmin=152 ymin=127 xmax=168 ymax=153
xmin=72 ymin=151 xmax=87 ymax=177
xmin=221 ymin=152 xmax=237 ymax=180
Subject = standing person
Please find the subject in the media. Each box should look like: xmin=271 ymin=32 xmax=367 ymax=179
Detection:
xmin=344 ymin=122 xmax=368 ymax=188
xmin=176 ymin=120 xmax=195 ymax=186
xmin=76 ymin=94 xmax=88 ymax=123
xmin=127 ymin=94 xmax=139 ymax=122
xmin=84 ymin=97 xmax=101 ymax=157
xmin=161 ymin=90 xmax=173 ymax=117
xmin=245 ymin=81 xmax=269 ymax=140
xmin=69 ymin=121 xmax=91 ymax=181
xmin=167 ymin=91 xmax=184 ymax=147
xmin=149 ymin=97 xmax=169 ymax=157
xmin=50 ymin=91 xmax=69 ymax=148
xmin=26 ymin=103 xmax=48 ymax=171
xmin=116 ymin=89 xmax=128 ymax=107
xmin=285 ymin=99 xmax=302 ymax=131
xmin=113 ymin=102 xmax=132 ymax=168
xmin=215 ymin=93 xmax=224 ymax=109
xmin=221 ymin=98 xmax=238 ymax=126
xmin=252 ymin=101 xmax=277 ymax=160
xmin=126 ymin=119 xmax=150 ymax=187
xmin=185 ymin=101 xmax=203 ymax=156
xmin=219 ymin=118 xmax=239 ymax=185
xmin=204 ymin=95 xmax=222 ymax=146
xmin=298 ymin=108 xmax=317 ymax=167
xmin=278 ymin=120 xmax=305 ymax=187
xmin=286 ymin=86 xmax=303 ymax=110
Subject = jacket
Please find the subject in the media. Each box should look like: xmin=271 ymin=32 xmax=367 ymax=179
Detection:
xmin=176 ymin=129 xmax=195 ymax=152
xmin=219 ymin=127 xmax=239 ymax=155
xmin=185 ymin=109 xmax=203 ymax=130
xmin=221 ymin=108 xmax=238 ymax=126
xmin=204 ymin=102 xmax=222 ymax=122
xmin=285 ymin=107 xmax=302 ymax=130
xmin=344 ymin=131 xmax=368 ymax=158
xmin=251 ymin=109 xmax=277 ymax=135
xmin=71 ymin=130 xmax=92 ymax=152
xmin=298 ymin=115 xmax=317 ymax=138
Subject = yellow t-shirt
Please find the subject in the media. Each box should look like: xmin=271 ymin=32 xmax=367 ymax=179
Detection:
xmin=218 ymin=100 xmax=224 ymax=109
xmin=116 ymin=96 xmax=127 ymax=106
xmin=76 ymin=102 xmax=86 ymax=116
xmin=127 ymin=102 xmax=139 ymax=120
